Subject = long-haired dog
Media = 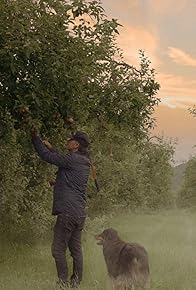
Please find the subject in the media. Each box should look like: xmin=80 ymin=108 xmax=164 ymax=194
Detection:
xmin=95 ymin=228 xmax=150 ymax=290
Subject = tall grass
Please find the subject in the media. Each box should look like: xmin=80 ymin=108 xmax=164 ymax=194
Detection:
xmin=0 ymin=209 xmax=196 ymax=290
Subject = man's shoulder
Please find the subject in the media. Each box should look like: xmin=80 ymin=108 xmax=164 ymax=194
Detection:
xmin=71 ymin=152 xmax=90 ymax=165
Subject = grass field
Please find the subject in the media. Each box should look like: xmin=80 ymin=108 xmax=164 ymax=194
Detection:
xmin=0 ymin=209 xmax=196 ymax=290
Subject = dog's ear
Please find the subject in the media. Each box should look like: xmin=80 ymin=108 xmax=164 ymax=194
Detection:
xmin=104 ymin=228 xmax=118 ymax=240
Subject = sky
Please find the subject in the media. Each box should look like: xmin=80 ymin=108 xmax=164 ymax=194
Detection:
xmin=101 ymin=0 xmax=196 ymax=164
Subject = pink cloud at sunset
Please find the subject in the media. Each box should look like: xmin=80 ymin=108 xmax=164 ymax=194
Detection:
xmin=157 ymin=73 xmax=196 ymax=99
xmin=101 ymin=0 xmax=196 ymax=162
xmin=116 ymin=28 xmax=196 ymax=110
xmin=117 ymin=24 xmax=159 ymax=67
xmin=152 ymin=105 xmax=196 ymax=163
xmin=168 ymin=47 xmax=196 ymax=67
xmin=149 ymin=0 xmax=187 ymax=15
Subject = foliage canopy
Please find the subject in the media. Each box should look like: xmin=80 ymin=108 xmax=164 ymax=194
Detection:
xmin=0 ymin=0 xmax=174 ymax=236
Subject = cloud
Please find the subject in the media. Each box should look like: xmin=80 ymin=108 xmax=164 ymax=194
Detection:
xmin=156 ymin=73 xmax=196 ymax=109
xmin=116 ymin=25 xmax=196 ymax=110
xmin=117 ymin=24 xmax=160 ymax=67
xmin=152 ymin=103 xmax=196 ymax=163
xmin=105 ymin=0 xmax=140 ymax=11
xmin=168 ymin=47 xmax=196 ymax=67
xmin=161 ymin=96 xmax=196 ymax=109
xmin=109 ymin=14 xmax=196 ymax=112
xmin=149 ymin=0 xmax=187 ymax=15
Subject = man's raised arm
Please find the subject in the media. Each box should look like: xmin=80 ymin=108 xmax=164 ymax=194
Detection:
xmin=31 ymin=128 xmax=71 ymax=168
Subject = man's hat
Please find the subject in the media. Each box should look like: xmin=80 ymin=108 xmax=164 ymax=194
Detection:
xmin=70 ymin=131 xmax=90 ymax=147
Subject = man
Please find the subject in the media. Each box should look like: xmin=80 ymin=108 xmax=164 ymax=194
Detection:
xmin=31 ymin=128 xmax=91 ymax=288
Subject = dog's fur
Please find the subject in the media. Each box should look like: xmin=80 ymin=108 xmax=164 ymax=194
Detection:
xmin=95 ymin=228 xmax=150 ymax=290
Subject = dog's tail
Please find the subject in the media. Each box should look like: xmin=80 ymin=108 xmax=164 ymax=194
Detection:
xmin=129 ymin=257 xmax=150 ymax=290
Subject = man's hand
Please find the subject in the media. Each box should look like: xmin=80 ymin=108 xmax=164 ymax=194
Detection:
xmin=43 ymin=140 xmax=53 ymax=150
xmin=31 ymin=126 xmax=38 ymax=137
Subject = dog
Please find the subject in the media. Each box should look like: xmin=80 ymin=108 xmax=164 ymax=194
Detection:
xmin=95 ymin=228 xmax=150 ymax=290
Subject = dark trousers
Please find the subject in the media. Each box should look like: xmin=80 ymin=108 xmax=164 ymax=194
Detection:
xmin=51 ymin=213 xmax=85 ymax=284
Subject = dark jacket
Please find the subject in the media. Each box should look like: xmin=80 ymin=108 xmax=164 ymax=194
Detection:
xmin=32 ymin=136 xmax=91 ymax=216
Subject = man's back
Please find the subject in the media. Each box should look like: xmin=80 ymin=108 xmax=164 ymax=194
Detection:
xmin=53 ymin=152 xmax=90 ymax=216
